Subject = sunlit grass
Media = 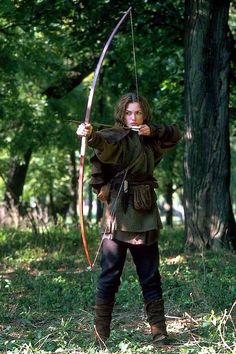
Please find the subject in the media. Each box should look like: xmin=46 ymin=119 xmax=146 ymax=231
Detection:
xmin=0 ymin=226 xmax=235 ymax=353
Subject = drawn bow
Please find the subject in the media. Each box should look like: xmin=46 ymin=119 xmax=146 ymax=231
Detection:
xmin=78 ymin=7 xmax=132 ymax=268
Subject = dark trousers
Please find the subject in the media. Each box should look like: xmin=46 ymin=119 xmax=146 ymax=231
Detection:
xmin=96 ymin=238 xmax=162 ymax=303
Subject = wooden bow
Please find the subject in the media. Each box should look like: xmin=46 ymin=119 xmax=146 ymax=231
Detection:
xmin=78 ymin=7 xmax=132 ymax=268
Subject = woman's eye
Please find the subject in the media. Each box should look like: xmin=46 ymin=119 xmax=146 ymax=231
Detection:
xmin=125 ymin=111 xmax=143 ymax=116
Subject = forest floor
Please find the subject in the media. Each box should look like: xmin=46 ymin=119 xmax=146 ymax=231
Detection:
xmin=0 ymin=226 xmax=235 ymax=354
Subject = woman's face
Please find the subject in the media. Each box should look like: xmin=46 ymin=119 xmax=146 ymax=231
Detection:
xmin=124 ymin=102 xmax=144 ymax=128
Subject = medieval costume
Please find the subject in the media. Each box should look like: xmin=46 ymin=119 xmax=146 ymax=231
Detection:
xmin=76 ymin=93 xmax=181 ymax=347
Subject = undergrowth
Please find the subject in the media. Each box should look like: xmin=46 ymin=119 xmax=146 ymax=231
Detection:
xmin=0 ymin=226 xmax=235 ymax=353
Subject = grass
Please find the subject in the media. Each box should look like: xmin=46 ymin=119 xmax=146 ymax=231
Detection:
xmin=0 ymin=225 xmax=235 ymax=353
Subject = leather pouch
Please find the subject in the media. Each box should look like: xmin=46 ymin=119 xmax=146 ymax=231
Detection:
xmin=133 ymin=185 xmax=156 ymax=210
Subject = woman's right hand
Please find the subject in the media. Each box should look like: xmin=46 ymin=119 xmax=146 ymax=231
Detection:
xmin=76 ymin=123 xmax=93 ymax=138
xmin=97 ymin=184 xmax=111 ymax=203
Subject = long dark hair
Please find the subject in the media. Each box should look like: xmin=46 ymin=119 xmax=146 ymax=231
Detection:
xmin=114 ymin=93 xmax=152 ymax=126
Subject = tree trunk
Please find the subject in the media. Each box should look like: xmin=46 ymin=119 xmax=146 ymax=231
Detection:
xmin=87 ymin=184 xmax=93 ymax=220
xmin=5 ymin=148 xmax=32 ymax=211
xmin=164 ymin=181 xmax=173 ymax=227
xmin=49 ymin=190 xmax=57 ymax=225
xmin=184 ymin=0 xmax=236 ymax=250
xmin=69 ymin=151 xmax=78 ymax=223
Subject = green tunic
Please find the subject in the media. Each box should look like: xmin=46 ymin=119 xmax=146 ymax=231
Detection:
xmin=88 ymin=124 xmax=181 ymax=244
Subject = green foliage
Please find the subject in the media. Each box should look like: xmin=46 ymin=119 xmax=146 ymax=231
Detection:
xmin=0 ymin=0 xmax=185 ymax=213
xmin=1 ymin=0 xmax=236 ymax=217
xmin=0 ymin=226 xmax=235 ymax=353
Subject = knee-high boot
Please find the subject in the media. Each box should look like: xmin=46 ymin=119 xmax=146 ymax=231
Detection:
xmin=145 ymin=299 xmax=168 ymax=344
xmin=94 ymin=298 xmax=114 ymax=347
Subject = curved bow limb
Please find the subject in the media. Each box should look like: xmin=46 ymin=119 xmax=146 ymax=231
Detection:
xmin=78 ymin=7 xmax=132 ymax=268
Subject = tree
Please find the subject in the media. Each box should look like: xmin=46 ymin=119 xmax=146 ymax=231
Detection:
xmin=0 ymin=0 xmax=184 ymax=222
xmin=184 ymin=0 xmax=236 ymax=250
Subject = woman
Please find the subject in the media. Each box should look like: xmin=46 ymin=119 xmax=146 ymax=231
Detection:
xmin=76 ymin=93 xmax=181 ymax=346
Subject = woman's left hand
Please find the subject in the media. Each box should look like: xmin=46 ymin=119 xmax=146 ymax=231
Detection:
xmin=138 ymin=125 xmax=151 ymax=136
xmin=76 ymin=123 xmax=93 ymax=138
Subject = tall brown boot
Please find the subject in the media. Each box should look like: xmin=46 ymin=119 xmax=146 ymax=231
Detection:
xmin=94 ymin=299 xmax=114 ymax=348
xmin=145 ymin=299 xmax=168 ymax=344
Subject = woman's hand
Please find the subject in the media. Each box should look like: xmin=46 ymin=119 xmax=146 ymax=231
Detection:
xmin=76 ymin=123 xmax=93 ymax=138
xmin=97 ymin=184 xmax=111 ymax=203
xmin=138 ymin=124 xmax=151 ymax=136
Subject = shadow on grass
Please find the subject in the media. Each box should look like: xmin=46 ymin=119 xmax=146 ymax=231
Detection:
xmin=0 ymin=226 xmax=235 ymax=353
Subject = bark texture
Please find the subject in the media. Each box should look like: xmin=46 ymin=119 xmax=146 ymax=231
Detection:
xmin=164 ymin=181 xmax=173 ymax=227
xmin=5 ymin=149 xmax=32 ymax=211
xmin=69 ymin=151 xmax=78 ymax=222
xmin=184 ymin=0 xmax=236 ymax=250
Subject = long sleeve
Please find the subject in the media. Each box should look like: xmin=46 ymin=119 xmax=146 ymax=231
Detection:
xmin=87 ymin=131 xmax=123 ymax=165
xmin=148 ymin=124 xmax=182 ymax=164
xmin=149 ymin=124 xmax=182 ymax=148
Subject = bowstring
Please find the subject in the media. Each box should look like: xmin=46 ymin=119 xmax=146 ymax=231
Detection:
xmin=130 ymin=9 xmax=139 ymax=98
